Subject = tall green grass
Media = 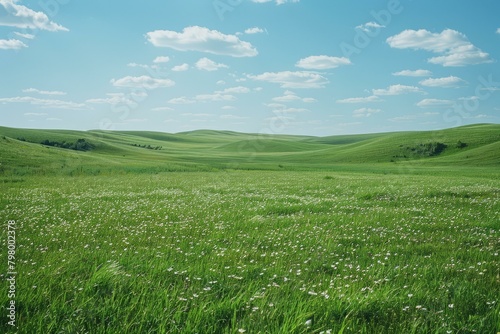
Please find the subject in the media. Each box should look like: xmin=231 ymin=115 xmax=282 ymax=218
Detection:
xmin=1 ymin=171 xmax=498 ymax=333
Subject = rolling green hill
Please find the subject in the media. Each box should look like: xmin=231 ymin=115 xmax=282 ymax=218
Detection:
xmin=0 ymin=124 xmax=499 ymax=176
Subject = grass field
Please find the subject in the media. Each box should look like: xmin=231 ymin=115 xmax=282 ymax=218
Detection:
xmin=0 ymin=125 xmax=499 ymax=333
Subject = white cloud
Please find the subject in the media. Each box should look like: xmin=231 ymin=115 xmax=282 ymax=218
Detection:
xmin=458 ymin=96 xmax=480 ymax=102
xmin=146 ymin=26 xmax=258 ymax=58
xmin=23 ymin=88 xmax=66 ymax=96
xmin=220 ymin=114 xmax=249 ymax=120
xmin=372 ymin=84 xmax=425 ymax=96
xmin=153 ymin=56 xmax=170 ymax=64
xmin=111 ymin=75 xmax=175 ymax=89
xmin=497 ymin=28 xmax=500 ymax=34
xmin=251 ymin=0 xmax=299 ymax=4
xmin=13 ymin=32 xmax=34 ymax=39
xmin=480 ymin=87 xmax=500 ymax=92
xmin=245 ymin=27 xmax=264 ymax=34
xmin=387 ymin=29 xmax=492 ymax=67
xmin=0 ymin=96 xmax=85 ymax=109
xmin=24 ymin=112 xmax=48 ymax=116
xmin=265 ymin=103 xmax=286 ymax=109
xmin=127 ymin=63 xmax=149 ymax=69
xmin=353 ymin=108 xmax=381 ymax=118
xmin=392 ymin=69 xmax=432 ymax=77
xmin=222 ymin=106 xmax=236 ymax=110
xmin=195 ymin=93 xmax=236 ymax=102
xmin=272 ymin=90 xmax=316 ymax=103
xmin=0 ymin=38 xmax=26 ymax=49
xmin=168 ymin=97 xmax=196 ymax=104
xmin=336 ymin=95 xmax=383 ymax=103
xmin=0 ymin=0 xmax=68 ymax=31
xmin=302 ymin=98 xmax=317 ymax=103
xmin=195 ymin=57 xmax=228 ymax=71
xmin=86 ymin=93 xmax=141 ymax=105
xmin=172 ymin=63 xmax=189 ymax=72
xmin=296 ymin=55 xmax=351 ymax=70
xmin=272 ymin=91 xmax=301 ymax=102
xmin=419 ymin=76 xmax=467 ymax=88
xmin=416 ymin=99 xmax=455 ymax=108
xmin=278 ymin=107 xmax=309 ymax=113
xmin=248 ymin=71 xmax=329 ymax=89
xmin=152 ymin=106 xmax=174 ymax=112
xmin=219 ymin=86 xmax=250 ymax=94
xmin=356 ymin=21 xmax=385 ymax=33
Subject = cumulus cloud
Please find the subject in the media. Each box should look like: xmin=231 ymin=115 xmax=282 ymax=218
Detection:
xmin=127 ymin=63 xmax=150 ymax=69
xmin=195 ymin=57 xmax=228 ymax=71
xmin=419 ymin=76 xmax=467 ymax=88
xmin=0 ymin=38 xmax=26 ymax=49
xmin=245 ymin=27 xmax=264 ymax=34
xmin=172 ymin=63 xmax=189 ymax=72
xmin=153 ymin=56 xmax=170 ymax=64
xmin=353 ymin=108 xmax=381 ymax=118
xmin=218 ymin=86 xmax=250 ymax=94
xmin=279 ymin=107 xmax=309 ymax=113
xmin=168 ymin=97 xmax=196 ymax=104
xmin=23 ymin=88 xmax=66 ymax=96
xmin=196 ymin=93 xmax=236 ymax=102
xmin=111 ymin=76 xmax=175 ymax=89
xmin=355 ymin=21 xmax=385 ymax=33
xmin=372 ymin=84 xmax=425 ymax=96
xmin=13 ymin=32 xmax=34 ymax=39
xmin=272 ymin=90 xmax=317 ymax=103
xmin=251 ymin=0 xmax=299 ymax=4
xmin=296 ymin=55 xmax=351 ymax=70
xmin=416 ymin=99 xmax=455 ymax=108
xmin=220 ymin=114 xmax=249 ymax=120
xmin=387 ymin=29 xmax=492 ymax=66
xmin=0 ymin=0 xmax=68 ymax=31
xmin=152 ymin=106 xmax=174 ymax=112
xmin=146 ymin=26 xmax=258 ymax=58
xmin=336 ymin=95 xmax=383 ymax=104
xmin=0 ymin=96 xmax=85 ymax=109
xmin=248 ymin=71 xmax=329 ymax=89
xmin=392 ymin=69 xmax=432 ymax=77
xmin=87 ymin=93 xmax=139 ymax=105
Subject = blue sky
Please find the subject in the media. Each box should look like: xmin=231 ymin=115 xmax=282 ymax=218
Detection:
xmin=1 ymin=0 xmax=499 ymax=136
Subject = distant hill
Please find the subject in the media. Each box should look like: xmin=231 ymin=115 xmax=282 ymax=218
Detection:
xmin=0 ymin=124 xmax=499 ymax=176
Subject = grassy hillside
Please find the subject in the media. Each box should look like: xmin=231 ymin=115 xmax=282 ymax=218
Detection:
xmin=0 ymin=124 xmax=498 ymax=176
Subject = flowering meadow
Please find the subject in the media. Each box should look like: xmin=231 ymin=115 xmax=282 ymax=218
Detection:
xmin=1 ymin=170 xmax=499 ymax=333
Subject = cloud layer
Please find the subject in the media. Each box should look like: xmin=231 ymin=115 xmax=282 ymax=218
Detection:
xmin=387 ymin=29 xmax=492 ymax=67
xmin=0 ymin=0 xmax=68 ymax=31
xmin=111 ymin=76 xmax=175 ymax=89
xmin=295 ymin=56 xmax=351 ymax=70
xmin=419 ymin=76 xmax=467 ymax=88
xmin=248 ymin=71 xmax=329 ymax=88
xmin=146 ymin=26 xmax=258 ymax=58
xmin=0 ymin=38 xmax=26 ymax=49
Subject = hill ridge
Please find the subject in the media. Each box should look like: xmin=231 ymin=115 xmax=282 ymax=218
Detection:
xmin=0 ymin=124 xmax=498 ymax=175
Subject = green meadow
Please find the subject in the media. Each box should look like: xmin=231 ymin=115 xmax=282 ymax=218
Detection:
xmin=0 ymin=124 xmax=499 ymax=333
